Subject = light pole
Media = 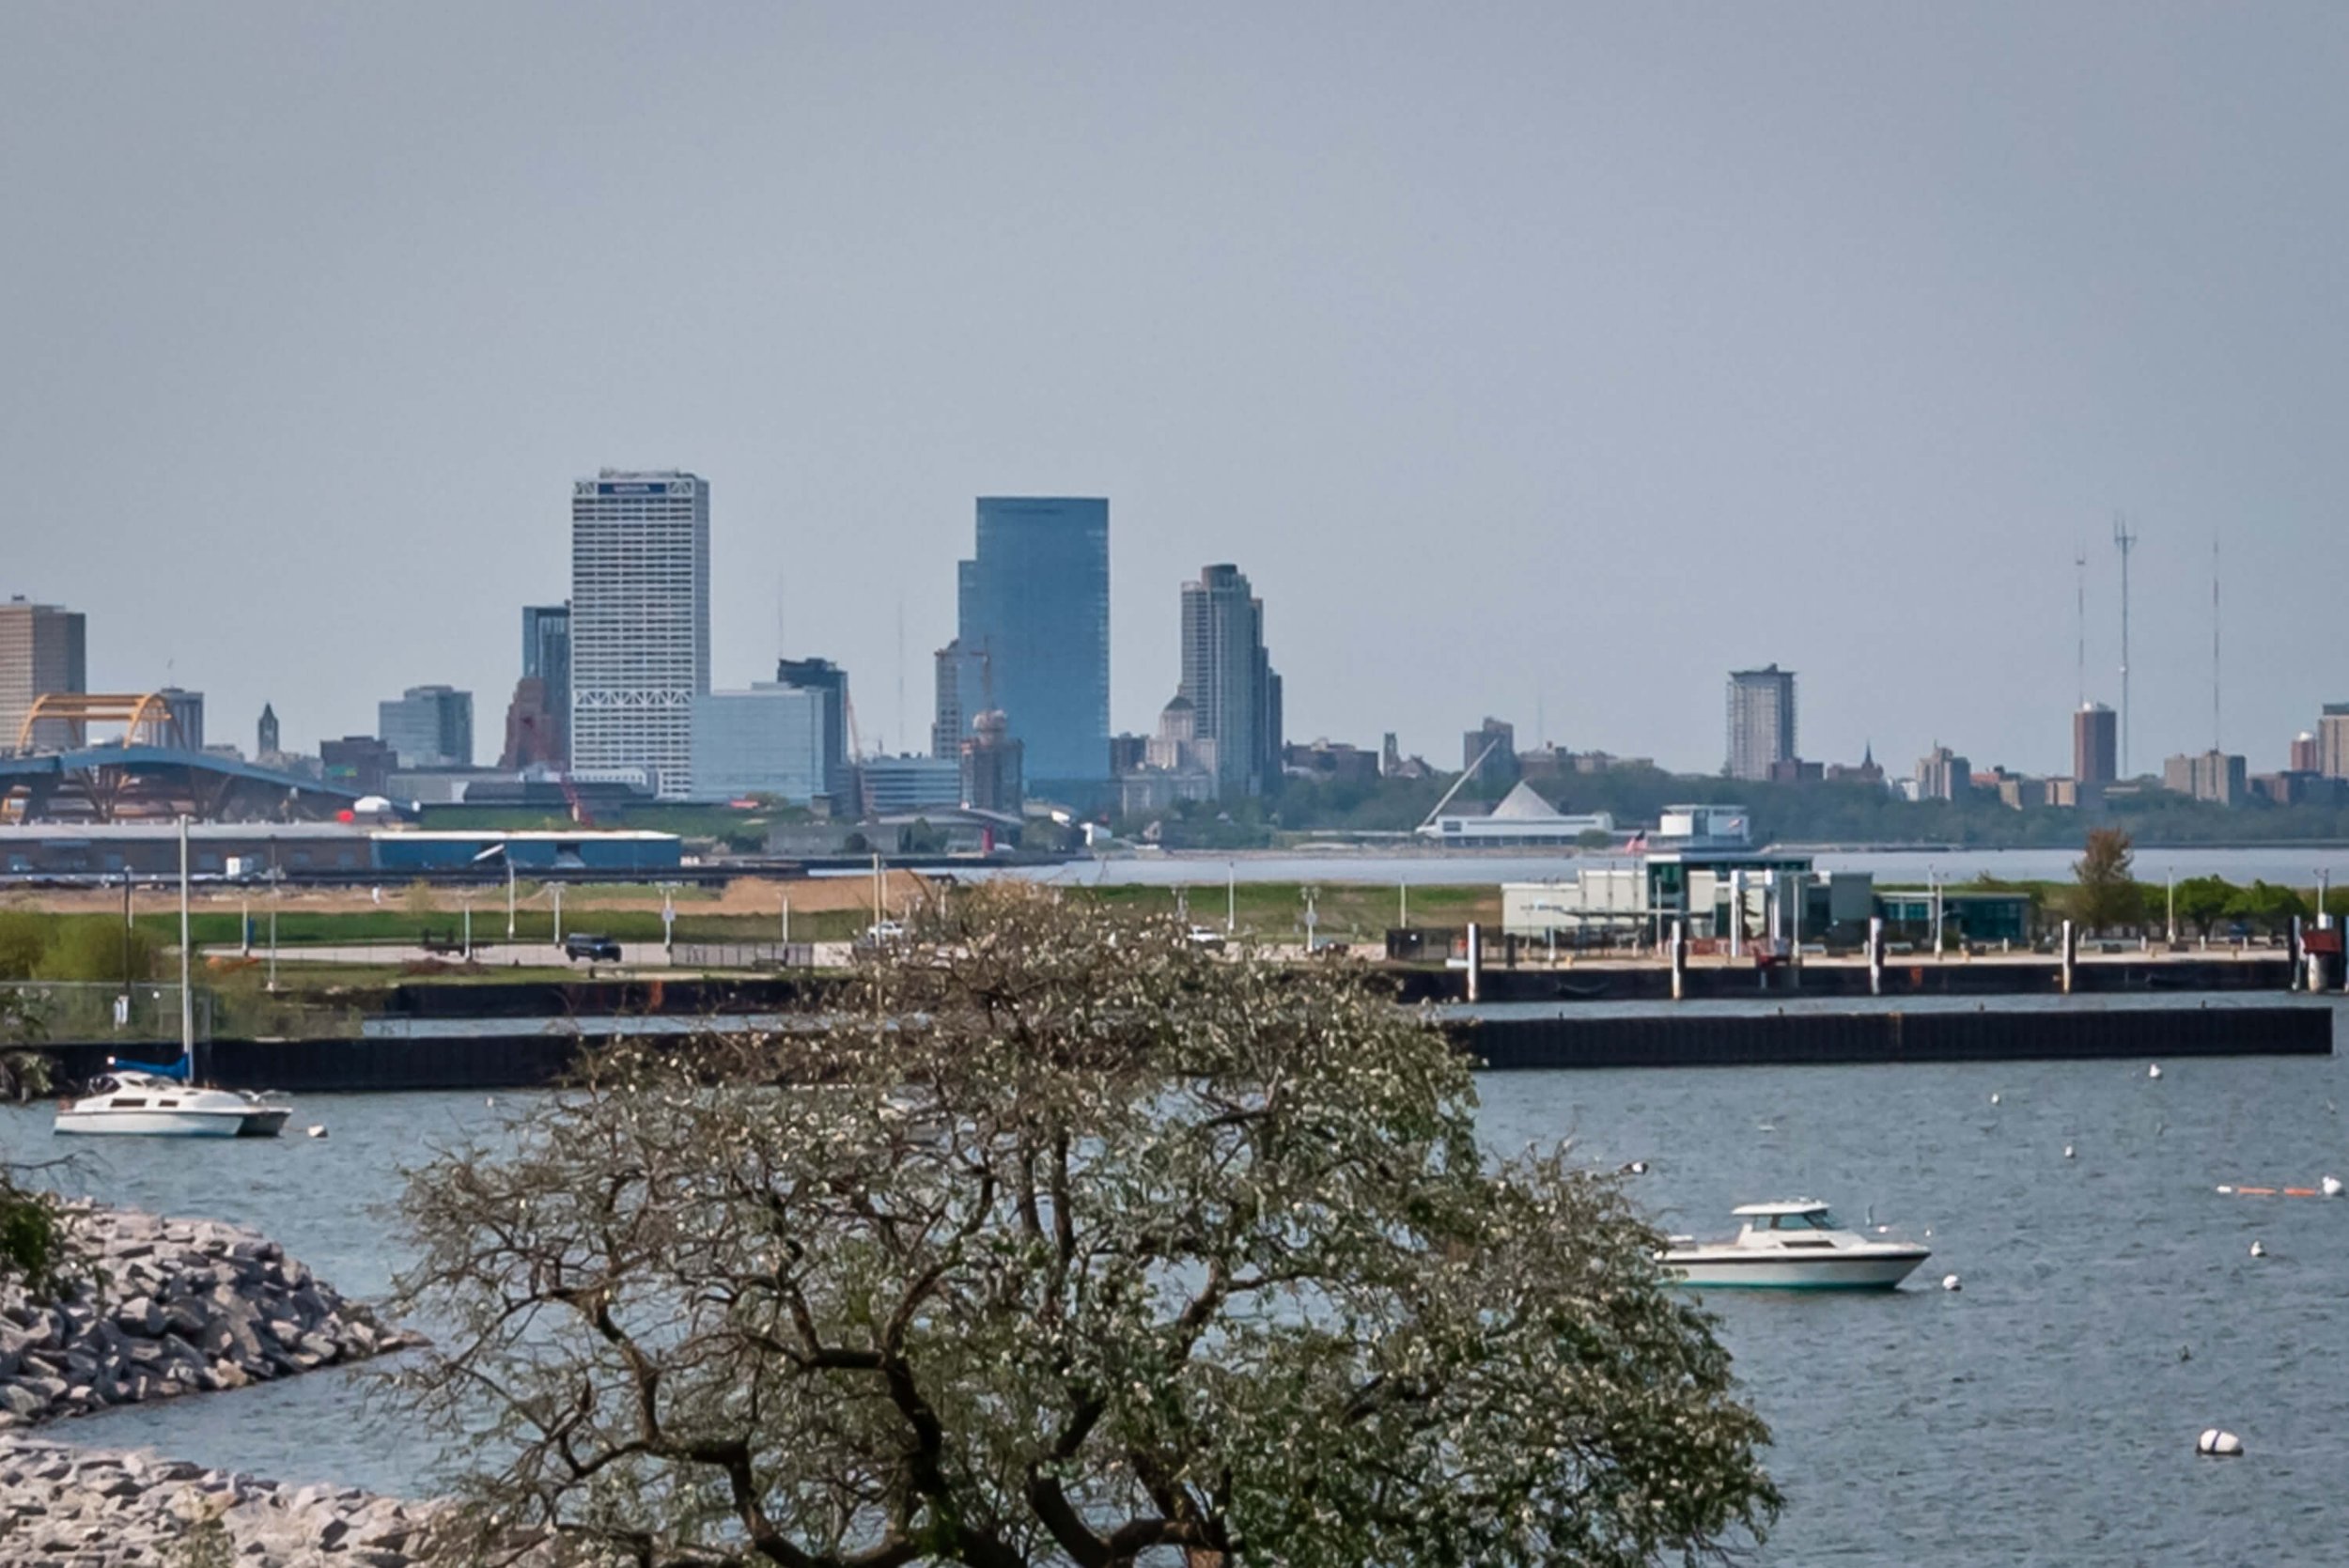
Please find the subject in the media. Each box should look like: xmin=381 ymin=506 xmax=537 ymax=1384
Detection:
xmin=1302 ymin=885 xmax=1319 ymax=953
xmin=552 ymin=880 xmax=564 ymax=945
xmin=459 ymin=892 xmax=474 ymax=961
xmin=1226 ymin=863 xmax=1236 ymax=934
xmin=266 ymin=852 xmax=279 ymax=993
xmin=2320 ymin=869 xmax=2332 ymax=931
xmin=506 ymin=852 xmax=517 ymax=940
xmin=2166 ymin=871 xmax=2176 ymax=945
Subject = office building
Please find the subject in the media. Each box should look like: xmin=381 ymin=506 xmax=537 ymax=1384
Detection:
xmin=156 ymin=688 xmax=205 ymax=752
xmin=947 ymin=498 xmax=1109 ymax=790
xmin=521 ymin=604 xmax=571 ymax=765
xmin=2291 ymin=731 xmax=2321 ymax=773
xmin=776 ymin=657 xmax=852 ymax=803
xmin=931 ymin=635 xmax=983 ymax=760
xmin=960 ymin=708 xmax=1024 ymax=815
xmin=320 ymin=735 xmax=397 ymax=797
xmin=689 ymin=685 xmax=826 ymax=803
xmin=2163 ymin=749 xmax=2248 ymax=805
xmin=1916 ymin=745 xmax=1970 ymax=801
xmin=570 ymin=470 xmax=711 ymax=800
xmin=2321 ymin=705 xmax=2349 ymax=781
xmin=382 ymin=686 xmax=474 ymax=768
xmin=862 ymin=755 xmax=960 ymax=815
xmin=0 ymin=598 xmax=86 ymax=754
xmin=257 ymin=704 xmax=279 ymax=759
xmin=1462 ymin=717 xmax=1519 ymax=787
xmin=378 ymin=685 xmax=473 ymax=768
xmin=1178 ymin=564 xmax=1282 ymax=798
xmin=2073 ymin=703 xmax=2117 ymax=790
xmin=500 ymin=679 xmax=564 ymax=770
xmin=1725 ymin=666 xmax=1797 ymax=783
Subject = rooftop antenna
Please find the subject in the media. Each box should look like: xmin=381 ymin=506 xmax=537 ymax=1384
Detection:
xmin=2113 ymin=514 xmax=2138 ymax=777
xmin=2074 ymin=550 xmax=2087 ymax=707
xmin=894 ymin=594 xmax=906 ymax=757
xmin=2211 ymin=533 xmax=2221 ymax=753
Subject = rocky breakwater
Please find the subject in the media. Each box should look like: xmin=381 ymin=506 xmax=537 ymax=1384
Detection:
xmin=0 ymin=1436 xmax=440 ymax=1566
xmin=0 ymin=1205 xmax=422 ymax=1427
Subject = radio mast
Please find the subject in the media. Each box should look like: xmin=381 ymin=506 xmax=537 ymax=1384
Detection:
xmin=2113 ymin=515 xmax=2139 ymax=777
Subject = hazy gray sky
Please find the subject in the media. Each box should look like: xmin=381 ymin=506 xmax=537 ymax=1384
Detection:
xmin=6 ymin=4 xmax=2345 ymax=778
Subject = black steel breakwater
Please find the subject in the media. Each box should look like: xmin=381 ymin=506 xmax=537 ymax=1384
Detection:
xmin=34 ymin=1002 xmax=2330 ymax=1091
xmin=1459 ymin=1003 xmax=2331 ymax=1070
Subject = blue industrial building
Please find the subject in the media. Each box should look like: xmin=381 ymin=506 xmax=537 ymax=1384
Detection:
xmin=368 ymin=830 xmax=682 ymax=875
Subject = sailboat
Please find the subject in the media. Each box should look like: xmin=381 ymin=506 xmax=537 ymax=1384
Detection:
xmin=54 ymin=817 xmax=290 ymax=1139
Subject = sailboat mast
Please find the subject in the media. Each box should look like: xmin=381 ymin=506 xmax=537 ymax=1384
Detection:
xmin=179 ymin=815 xmax=195 ymax=1080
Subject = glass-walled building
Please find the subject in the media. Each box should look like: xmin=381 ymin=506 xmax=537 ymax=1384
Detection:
xmin=950 ymin=498 xmax=1109 ymax=793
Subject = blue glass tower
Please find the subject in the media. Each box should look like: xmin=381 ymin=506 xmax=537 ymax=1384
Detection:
xmin=951 ymin=497 xmax=1110 ymax=789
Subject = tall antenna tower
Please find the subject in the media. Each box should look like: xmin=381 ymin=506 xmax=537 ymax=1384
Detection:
xmin=2074 ymin=550 xmax=2088 ymax=707
xmin=2113 ymin=515 xmax=2139 ymax=777
xmin=2211 ymin=534 xmax=2221 ymax=752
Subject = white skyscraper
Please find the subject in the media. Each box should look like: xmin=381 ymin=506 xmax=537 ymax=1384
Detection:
xmin=569 ymin=470 xmax=711 ymax=800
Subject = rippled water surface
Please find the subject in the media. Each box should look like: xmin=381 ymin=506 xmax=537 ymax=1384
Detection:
xmin=7 ymin=1026 xmax=2347 ymax=1560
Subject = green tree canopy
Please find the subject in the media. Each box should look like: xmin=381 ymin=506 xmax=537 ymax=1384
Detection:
xmin=397 ymin=885 xmax=1778 ymax=1568
xmin=2172 ymin=876 xmax=2235 ymax=939
xmin=2070 ymin=829 xmax=2140 ymax=933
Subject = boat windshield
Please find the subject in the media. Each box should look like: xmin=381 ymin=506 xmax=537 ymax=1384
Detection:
xmin=1760 ymin=1210 xmax=1842 ymax=1231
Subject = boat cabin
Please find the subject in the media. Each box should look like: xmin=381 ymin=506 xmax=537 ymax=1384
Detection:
xmin=1730 ymin=1201 xmax=1850 ymax=1246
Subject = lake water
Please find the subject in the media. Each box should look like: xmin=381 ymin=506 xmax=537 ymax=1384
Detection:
xmin=8 ymin=1018 xmax=2347 ymax=1561
xmin=979 ymin=846 xmax=2349 ymax=889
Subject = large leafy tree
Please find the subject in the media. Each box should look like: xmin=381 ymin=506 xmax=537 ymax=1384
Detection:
xmin=397 ymin=885 xmax=1776 ymax=1568
xmin=2070 ymin=828 xmax=2140 ymax=933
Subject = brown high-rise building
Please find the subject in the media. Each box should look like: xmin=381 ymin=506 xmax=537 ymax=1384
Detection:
xmin=2073 ymin=702 xmax=2118 ymax=789
xmin=2290 ymin=731 xmax=2321 ymax=773
xmin=0 ymin=598 xmax=87 ymax=754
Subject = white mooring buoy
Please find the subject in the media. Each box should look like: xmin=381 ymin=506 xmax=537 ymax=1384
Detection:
xmin=2323 ymin=1175 xmax=2344 ymax=1199
xmin=2197 ymin=1429 xmax=2244 ymax=1457
xmin=2249 ymin=1241 xmax=2266 ymax=1258
xmin=1989 ymin=1092 xmax=2001 ymax=1106
xmin=2064 ymin=1144 xmax=2077 ymax=1159
xmin=2149 ymin=1063 xmax=2164 ymax=1079
xmin=304 ymin=1125 xmax=327 ymax=1139
xmin=1940 ymin=1273 xmax=1962 ymax=1292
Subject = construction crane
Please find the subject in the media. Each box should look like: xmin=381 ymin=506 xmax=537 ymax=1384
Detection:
xmin=841 ymin=690 xmax=878 ymax=820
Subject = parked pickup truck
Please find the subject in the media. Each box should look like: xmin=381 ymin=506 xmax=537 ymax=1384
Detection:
xmin=563 ymin=933 xmax=622 ymax=962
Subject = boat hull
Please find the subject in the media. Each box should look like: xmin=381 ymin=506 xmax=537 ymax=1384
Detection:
xmin=1665 ymin=1250 xmax=1928 ymax=1291
xmin=55 ymin=1108 xmax=288 ymax=1139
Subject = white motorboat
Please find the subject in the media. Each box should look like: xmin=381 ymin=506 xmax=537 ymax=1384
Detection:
xmin=54 ymin=815 xmax=291 ymax=1140
xmin=1661 ymin=1200 xmax=1930 ymax=1291
xmin=55 ymin=1067 xmax=290 ymax=1139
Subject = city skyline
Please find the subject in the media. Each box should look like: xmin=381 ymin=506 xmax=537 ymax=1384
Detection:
xmin=7 ymin=8 xmax=2348 ymax=775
